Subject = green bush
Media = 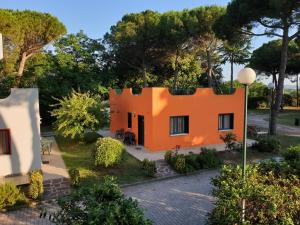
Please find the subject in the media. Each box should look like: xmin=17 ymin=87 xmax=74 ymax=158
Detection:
xmin=248 ymin=96 xmax=268 ymax=109
xmin=208 ymin=165 xmax=300 ymax=225
xmin=254 ymin=137 xmax=281 ymax=152
xmin=197 ymin=148 xmax=222 ymax=169
xmin=164 ymin=150 xmax=173 ymax=162
xmin=284 ymin=145 xmax=300 ymax=174
xmin=28 ymin=170 xmax=44 ymax=200
xmin=0 ymin=183 xmax=28 ymax=209
xmin=185 ymin=154 xmax=200 ymax=170
xmin=94 ymin=137 xmax=124 ymax=167
xmin=174 ymin=156 xmax=186 ymax=173
xmin=46 ymin=176 xmax=152 ymax=225
xmin=220 ymin=132 xmax=237 ymax=151
xmin=141 ymin=159 xmax=157 ymax=177
xmin=69 ymin=168 xmax=80 ymax=187
xmin=83 ymin=131 xmax=101 ymax=144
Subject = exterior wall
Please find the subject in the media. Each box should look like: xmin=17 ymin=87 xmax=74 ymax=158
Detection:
xmin=110 ymin=87 xmax=244 ymax=151
xmin=0 ymin=89 xmax=41 ymax=177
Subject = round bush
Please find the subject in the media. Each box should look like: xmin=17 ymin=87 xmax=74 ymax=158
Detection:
xmin=94 ymin=137 xmax=124 ymax=167
xmin=28 ymin=170 xmax=44 ymax=200
xmin=255 ymin=137 xmax=281 ymax=152
xmin=0 ymin=183 xmax=28 ymax=209
xmin=174 ymin=156 xmax=186 ymax=173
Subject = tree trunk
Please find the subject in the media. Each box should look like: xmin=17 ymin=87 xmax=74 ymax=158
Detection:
xmin=230 ymin=56 xmax=234 ymax=92
xmin=297 ymin=74 xmax=299 ymax=107
xmin=269 ymin=26 xmax=289 ymax=135
xmin=207 ymin=50 xmax=213 ymax=88
xmin=16 ymin=52 xmax=27 ymax=87
xmin=172 ymin=48 xmax=180 ymax=90
xmin=142 ymin=60 xmax=147 ymax=88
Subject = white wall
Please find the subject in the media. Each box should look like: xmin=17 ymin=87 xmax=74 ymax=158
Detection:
xmin=0 ymin=89 xmax=41 ymax=177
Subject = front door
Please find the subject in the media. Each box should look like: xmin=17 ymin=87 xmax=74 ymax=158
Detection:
xmin=138 ymin=115 xmax=144 ymax=146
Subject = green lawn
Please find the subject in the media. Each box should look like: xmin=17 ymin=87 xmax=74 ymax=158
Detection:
xmin=55 ymin=135 xmax=150 ymax=186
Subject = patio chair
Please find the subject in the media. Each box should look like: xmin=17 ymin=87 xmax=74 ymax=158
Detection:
xmin=115 ymin=128 xmax=125 ymax=140
xmin=41 ymin=139 xmax=52 ymax=155
xmin=248 ymin=125 xmax=268 ymax=139
xmin=123 ymin=131 xmax=136 ymax=146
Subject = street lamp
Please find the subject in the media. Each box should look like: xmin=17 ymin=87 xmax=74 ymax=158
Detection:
xmin=237 ymin=67 xmax=256 ymax=221
xmin=0 ymin=33 xmax=3 ymax=60
xmin=268 ymin=82 xmax=275 ymax=135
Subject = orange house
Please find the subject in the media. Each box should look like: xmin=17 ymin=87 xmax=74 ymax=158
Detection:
xmin=110 ymin=87 xmax=244 ymax=152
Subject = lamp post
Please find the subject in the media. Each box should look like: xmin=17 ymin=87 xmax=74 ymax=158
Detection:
xmin=237 ymin=67 xmax=256 ymax=221
xmin=268 ymin=82 xmax=275 ymax=135
xmin=0 ymin=33 xmax=3 ymax=60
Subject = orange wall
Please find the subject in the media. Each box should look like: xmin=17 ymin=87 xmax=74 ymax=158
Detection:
xmin=110 ymin=87 xmax=244 ymax=151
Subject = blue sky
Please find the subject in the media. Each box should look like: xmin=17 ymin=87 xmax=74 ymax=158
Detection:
xmin=0 ymin=0 xmax=292 ymax=85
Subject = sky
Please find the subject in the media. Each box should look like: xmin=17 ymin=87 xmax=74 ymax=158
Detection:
xmin=0 ymin=0 xmax=294 ymax=86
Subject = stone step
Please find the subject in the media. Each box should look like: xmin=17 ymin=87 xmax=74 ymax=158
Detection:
xmin=155 ymin=160 xmax=178 ymax=178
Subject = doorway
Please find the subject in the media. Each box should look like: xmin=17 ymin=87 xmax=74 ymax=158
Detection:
xmin=138 ymin=115 xmax=144 ymax=146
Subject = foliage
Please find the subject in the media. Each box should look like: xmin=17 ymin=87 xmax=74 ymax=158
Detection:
xmin=164 ymin=150 xmax=173 ymax=162
xmin=51 ymin=90 xmax=107 ymax=139
xmin=69 ymin=168 xmax=80 ymax=187
xmin=141 ymin=159 xmax=157 ymax=177
xmin=83 ymin=132 xmax=101 ymax=144
xmin=208 ymin=164 xmax=300 ymax=225
xmin=0 ymin=9 xmax=66 ymax=81
xmin=28 ymin=170 xmax=44 ymax=200
xmin=174 ymin=156 xmax=186 ymax=173
xmin=0 ymin=183 xmax=28 ymax=210
xmin=93 ymin=137 xmax=124 ymax=168
xmin=45 ymin=176 xmax=152 ymax=225
xmin=254 ymin=137 xmax=281 ymax=153
xmin=220 ymin=132 xmax=237 ymax=151
xmin=284 ymin=145 xmax=300 ymax=175
xmin=248 ymin=96 xmax=268 ymax=109
xmin=196 ymin=148 xmax=222 ymax=169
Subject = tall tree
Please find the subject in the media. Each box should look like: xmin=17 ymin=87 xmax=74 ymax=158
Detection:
xmin=214 ymin=0 xmax=300 ymax=135
xmin=220 ymin=39 xmax=251 ymax=90
xmin=104 ymin=10 xmax=160 ymax=87
xmin=0 ymin=9 xmax=66 ymax=85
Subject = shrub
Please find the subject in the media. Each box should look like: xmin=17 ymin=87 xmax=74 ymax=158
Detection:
xmin=141 ymin=159 xmax=157 ymax=177
xmin=94 ymin=137 xmax=124 ymax=167
xmin=208 ymin=165 xmax=300 ymax=225
xmin=83 ymin=131 xmax=101 ymax=144
xmin=254 ymin=137 xmax=281 ymax=152
xmin=197 ymin=148 xmax=222 ymax=169
xmin=69 ymin=168 xmax=80 ymax=187
xmin=0 ymin=183 xmax=28 ymax=209
xmin=174 ymin=156 xmax=186 ymax=173
xmin=248 ymin=96 xmax=268 ymax=109
xmin=45 ymin=176 xmax=152 ymax=225
xmin=164 ymin=150 xmax=173 ymax=162
xmin=28 ymin=170 xmax=44 ymax=200
xmin=284 ymin=145 xmax=300 ymax=174
xmin=220 ymin=132 xmax=237 ymax=151
xmin=185 ymin=154 xmax=200 ymax=170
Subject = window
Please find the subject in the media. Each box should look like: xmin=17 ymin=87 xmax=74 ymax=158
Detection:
xmin=128 ymin=112 xmax=132 ymax=128
xmin=0 ymin=129 xmax=11 ymax=155
xmin=170 ymin=116 xmax=189 ymax=135
xmin=218 ymin=114 xmax=234 ymax=130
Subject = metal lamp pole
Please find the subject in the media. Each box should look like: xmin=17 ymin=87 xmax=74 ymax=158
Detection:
xmin=0 ymin=33 xmax=3 ymax=60
xmin=237 ymin=68 xmax=256 ymax=222
xmin=268 ymin=83 xmax=275 ymax=135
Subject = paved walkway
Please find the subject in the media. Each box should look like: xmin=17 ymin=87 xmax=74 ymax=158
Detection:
xmin=248 ymin=113 xmax=300 ymax=136
xmin=123 ymin=170 xmax=218 ymax=225
xmin=98 ymin=128 xmax=256 ymax=161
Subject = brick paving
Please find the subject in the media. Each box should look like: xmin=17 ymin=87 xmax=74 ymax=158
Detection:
xmin=123 ymin=169 xmax=218 ymax=225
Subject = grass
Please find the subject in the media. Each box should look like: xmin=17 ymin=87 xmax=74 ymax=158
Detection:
xmin=276 ymin=135 xmax=300 ymax=150
xmin=55 ymin=135 xmax=150 ymax=186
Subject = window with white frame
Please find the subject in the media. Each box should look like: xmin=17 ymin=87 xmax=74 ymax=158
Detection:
xmin=170 ymin=116 xmax=189 ymax=135
xmin=218 ymin=113 xmax=234 ymax=130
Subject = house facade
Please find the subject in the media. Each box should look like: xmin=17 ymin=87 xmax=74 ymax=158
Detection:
xmin=0 ymin=88 xmax=41 ymax=177
xmin=110 ymin=87 xmax=244 ymax=151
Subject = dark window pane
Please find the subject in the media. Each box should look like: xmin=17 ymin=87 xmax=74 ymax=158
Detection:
xmin=0 ymin=130 xmax=10 ymax=155
xmin=128 ymin=113 xmax=132 ymax=128
xmin=218 ymin=114 xmax=234 ymax=130
xmin=170 ymin=116 xmax=189 ymax=135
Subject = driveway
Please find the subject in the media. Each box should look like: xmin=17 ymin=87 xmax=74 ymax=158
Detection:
xmin=248 ymin=112 xmax=300 ymax=136
xmin=123 ymin=170 xmax=218 ymax=225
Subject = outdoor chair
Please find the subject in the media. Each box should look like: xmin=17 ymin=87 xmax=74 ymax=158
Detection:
xmin=123 ymin=131 xmax=136 ymax=145
xmin=248 ymin=125 xmax=268 ymax=138
xmin=41 ymin=139 xmax=52 ymax=155
xmin=115 ymin=128 xmax=125 ymax=139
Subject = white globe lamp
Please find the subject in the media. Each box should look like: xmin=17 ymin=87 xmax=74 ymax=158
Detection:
xmin=237 ymin=68 xmax=256 ymax=85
